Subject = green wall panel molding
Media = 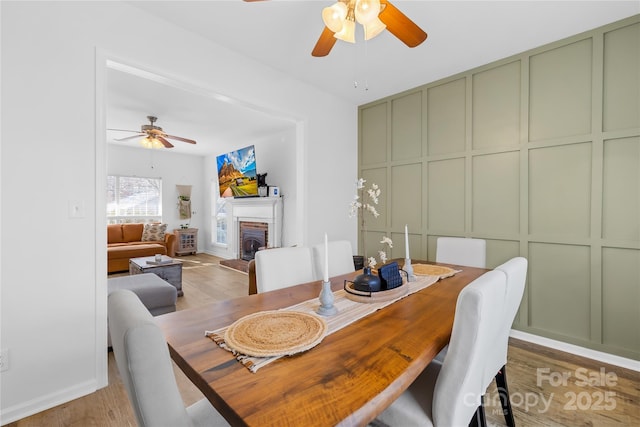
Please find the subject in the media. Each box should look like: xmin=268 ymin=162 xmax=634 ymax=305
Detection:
xmin=360 ymin=103 xmax=387 ymax=166
xmin=472 ymin=60 xmax=522 ymax=150
xmin=427 ymin=158 xmax=466 ymax=232
xmin=472 ymin=151 xmax=520 ymax=235
xmin=391 ymin=163 xmax=422 ymax=230
xmin=602 ymin=137 xmax=640 ymax=242
xmin=603 ymin=22 xmax=640 ymax=132
xmin=358 ymin=15 xmax=640 ymax=360
xmin=529 ymin=242 xmax=592 ymax=341
xmin=529 ymin=39 xmax=593 ymax=141
xmin=391 ymin=92 xmax=422 ymax=161
xmin=528 ymin=143 xmax=593 ymax=238
xmin=602 ymin=247 xmax=640 ymax=354
xmin=427 ymin=78 xmax=466 ymax=155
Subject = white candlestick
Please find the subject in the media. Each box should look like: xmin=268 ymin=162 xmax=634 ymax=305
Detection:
xmin=405 ymin=224 xmax=410 ymax=259
xmin=323 ymin=233 xmax=329 ymax=282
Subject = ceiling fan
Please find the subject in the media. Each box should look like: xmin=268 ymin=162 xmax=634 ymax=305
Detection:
xmin=109 ymin=116 xmax=197 ymax=149
xmin=244 ymin=0 xmax=427 ymax=57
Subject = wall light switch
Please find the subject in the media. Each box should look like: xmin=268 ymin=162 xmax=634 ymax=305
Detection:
xmin=68 ymin=200 xmax=85 ymax=218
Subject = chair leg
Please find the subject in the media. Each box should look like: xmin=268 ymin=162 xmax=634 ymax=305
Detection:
xmin=496 ymin=365 xmax=516 ymax=427
xmin=469 ymin=396 xmax=487 ymax=427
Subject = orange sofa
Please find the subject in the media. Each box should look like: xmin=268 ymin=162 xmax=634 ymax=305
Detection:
xmin=107 ymin=223 xmax=176 ymax=273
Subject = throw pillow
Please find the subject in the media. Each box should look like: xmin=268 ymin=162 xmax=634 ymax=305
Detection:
xmin=141 ymin=223 xmax=167 ymax=242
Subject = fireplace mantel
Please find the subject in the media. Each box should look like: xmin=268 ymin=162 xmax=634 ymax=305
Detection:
xmin=226 ymin=197 xmax=283 ymax=259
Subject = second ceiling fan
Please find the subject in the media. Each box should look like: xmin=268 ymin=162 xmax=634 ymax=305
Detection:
xmin=245 ymin=0 xmax=427 ymax=57
xmin=110 ymin=116 xmax=197 ymax=149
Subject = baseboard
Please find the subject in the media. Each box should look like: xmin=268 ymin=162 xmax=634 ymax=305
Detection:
xmin=204 ymin=248 xmax=229 ymax=259
xmin=510 ymin=330 xmax=640 ymax=372
xmin=0 ymin=380 xmax=97 ymax=425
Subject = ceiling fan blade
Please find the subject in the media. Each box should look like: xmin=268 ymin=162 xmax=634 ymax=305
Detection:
xmin=115 ymin=134 xmax=145 ymax=142
xmin=312 ymin=26 xmax=338 ymax=57
xmin=108 ymin=128 xmax=141 ymax=133
xmin=158 ymin=136 xmax=174 ymax=148
xmin=379 ymin=0 xmax=428 ymax=48
xmin=165 ymin=134 xmax=197 ymax=144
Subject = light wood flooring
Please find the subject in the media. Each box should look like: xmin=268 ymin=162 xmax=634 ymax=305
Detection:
xmin=8 ymin=253 xmax=639 ymax=426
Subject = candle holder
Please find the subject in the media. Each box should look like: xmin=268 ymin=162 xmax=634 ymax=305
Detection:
xmin=404 ymin=258 xmax=417 ymax=282
xmin=316 ymin=280 xmax=338 ymax=316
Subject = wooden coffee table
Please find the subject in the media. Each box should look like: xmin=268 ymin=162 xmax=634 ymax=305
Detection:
xmin=129 ymin=256 xmax=183 ymax=296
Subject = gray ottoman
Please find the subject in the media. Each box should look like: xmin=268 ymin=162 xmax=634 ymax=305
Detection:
xmin=107 ymin=273 xmax=177 ymax=347
xmin=108 ymin=273 xmax=177 ymax=316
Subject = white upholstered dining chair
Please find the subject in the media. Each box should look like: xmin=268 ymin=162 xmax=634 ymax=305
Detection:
xmin=432 ymin=236 xmax=487 ymax=367
xmin=254 ymin=246 xmax=316 ymax=293
xmin=375 ymin=269 xmax=508 ymax=427
xmin=435 ymin=237 xmax=487 ymax=268
xmin=311 ymin=240 xmax=355 ymax=280
xmin=108 ymin=289 xmax=230 ymax=427
xmin=488 ymin=256 xmax=528 ymax=427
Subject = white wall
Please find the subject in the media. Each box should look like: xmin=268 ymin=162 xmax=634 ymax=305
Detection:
xmin=107 ymin=145 xmax=205 ymax=247
xmin=0 ymin=1 xmax=356 ymax=423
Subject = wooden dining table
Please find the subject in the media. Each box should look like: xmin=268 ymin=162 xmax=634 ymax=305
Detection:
xmin=155 ymin=261 xmax=488 ymax=427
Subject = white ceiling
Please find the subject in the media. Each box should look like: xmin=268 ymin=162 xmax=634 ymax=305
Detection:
xmin=107 ymin=0 xmax=639 ymax=156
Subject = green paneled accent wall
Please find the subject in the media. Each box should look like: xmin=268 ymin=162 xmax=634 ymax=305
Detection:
xmin=472 ymin=61 xmax=521 ymax=150
xmin=427 ymin=78 xmax=466 ymax=155
xmin=472 ymin=152 xmax=520 ymax=235
xmin=602 ymin=136 xmax=640 ymax=241
xmin=358 ymin=16 xmax=640 ymax=360
xmin=391 ymin=92 xmax=422 ymax=160
xmin=529 ymin=143 xmax=593 ymax=237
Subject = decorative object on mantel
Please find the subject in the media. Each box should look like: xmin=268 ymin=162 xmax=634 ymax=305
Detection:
xmin=317 ymin=233 xmax=338 ymax=316
xmin=268 ymin=186 xmax=280 ymax=197
xmin=176 ymin=185 xmax=192 ymax=220
xmin=257 ymin=173 xmax=268 ymax=197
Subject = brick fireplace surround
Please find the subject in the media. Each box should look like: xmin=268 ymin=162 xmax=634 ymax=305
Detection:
xmin=225 ymin=197 xmax=283 ymax=260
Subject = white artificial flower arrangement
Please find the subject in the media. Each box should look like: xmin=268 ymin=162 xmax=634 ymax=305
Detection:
xmin=349 ymin=178 xmax=391 ymax=267
xmin=348 ymin=178 xmax=380 ymax=220
xmin=368 ymin=235 xmax=393 ymax=269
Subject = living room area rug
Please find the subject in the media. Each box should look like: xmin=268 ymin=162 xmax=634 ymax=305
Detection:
xmin=219 ymin=258 xmax=249 ymax=274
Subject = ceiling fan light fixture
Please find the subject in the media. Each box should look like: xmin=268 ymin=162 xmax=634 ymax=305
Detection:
xmin=354 ymin=0 xmax=381 ymax=25
xmin=334 ymin=18 xmax=356 ymax=43
xmin=322 ymin=2 xmax=348 ymax=33
xmin=363 ymin=16 xmax=386 ymax=40
xmin=140 ymin=136 xmax=164 ymax=149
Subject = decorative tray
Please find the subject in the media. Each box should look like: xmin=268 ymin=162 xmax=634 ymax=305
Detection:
xmin=223 ymin=310 xmax=327 ymax=357
xmin=343 ymin=280 xmax=408 ymax=303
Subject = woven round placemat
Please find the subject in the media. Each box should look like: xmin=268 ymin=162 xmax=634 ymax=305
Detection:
xmin=223 ymin=311 xmax=328 ymax=357
xmin=412 ymin=264 xmax=457 ymax=278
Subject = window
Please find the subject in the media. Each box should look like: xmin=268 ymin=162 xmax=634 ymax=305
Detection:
xmin=107 ymin=175 xmax=162 ymax=223
xmin=214 ymin=196 xmax=227 ymax=245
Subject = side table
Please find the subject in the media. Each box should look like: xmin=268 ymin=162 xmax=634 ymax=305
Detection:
xmin=129 ymin=256 xmax=184 ymax=296
xmin=174 ymin=228 xmax=198 ymax=256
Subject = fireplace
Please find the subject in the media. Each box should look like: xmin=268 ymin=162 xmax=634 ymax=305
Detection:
xmin=225 ymin=196 xmax=283 ymax=261
xmin=240 ymin=222 xmax=268 ymax=261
